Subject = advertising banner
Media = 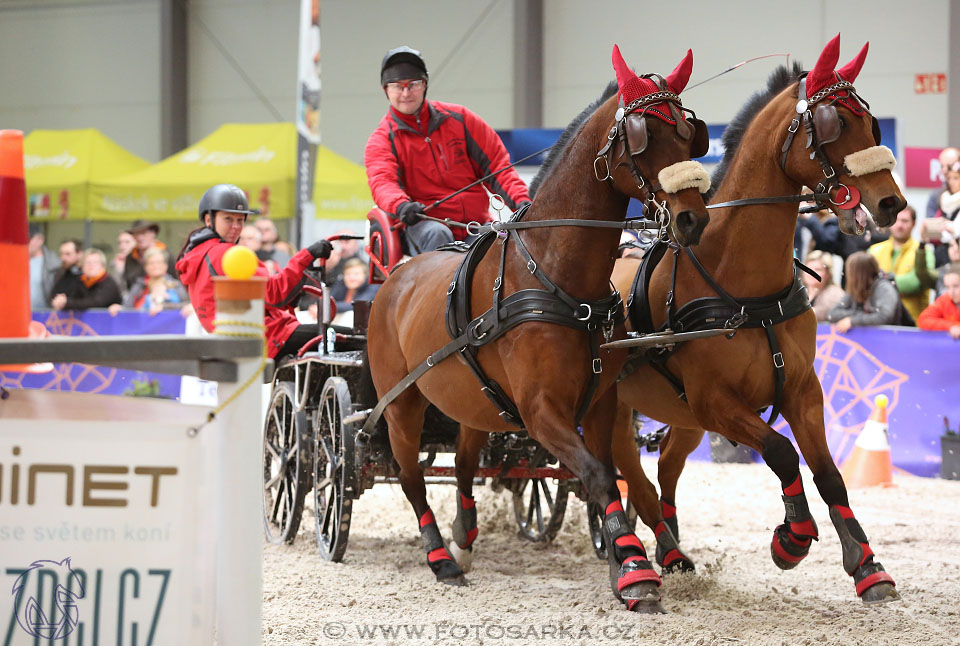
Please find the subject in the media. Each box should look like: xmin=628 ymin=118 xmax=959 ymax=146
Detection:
xmin=681 ymin=325 xmax=959 ymax=477
xmin=293 ymin=0 xmax=322 ymax=244
xmin=0 ymin=390 xmax=215 ymax=645
xmin=904 ymin=146 xmax=946 ymax=188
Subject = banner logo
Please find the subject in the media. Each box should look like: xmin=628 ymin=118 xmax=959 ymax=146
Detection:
xmin=12 ymin=557 xmax=85 ymax=640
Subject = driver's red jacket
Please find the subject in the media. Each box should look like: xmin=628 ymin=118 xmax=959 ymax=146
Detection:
xmin=176 ymin=234 xmax=316 ymax=358
xmin=364 ymin=100 xmax=530 ymax=240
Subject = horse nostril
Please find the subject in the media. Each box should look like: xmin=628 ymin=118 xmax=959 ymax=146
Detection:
xmin=676 ymin=210 xmax=696 ymax=232
xmin=878 ymin=195 xmax=906 ymax=216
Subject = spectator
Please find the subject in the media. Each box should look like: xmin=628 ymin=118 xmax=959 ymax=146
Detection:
xmin=123 ymin=219 xmax=173 ymax=290
xmin=922 ymin=160 xmax=960 ymax=267
xmin=51 ymin=248 xmax=122 ymax=311
xmin=110 ymin=248 xmax=187 ymax=316
xmin=111 ymin=230 xmax=136 ymax=286
xmin=50 ymin=238 xmax=84 ymax=302
xmin=925 ymin=147 xmax=960 ymax=218
xmin=364 ymin=46 xmax=530 ymax=255
xmin=331 ymin=258 xmax=379 ymax=314
xmin=868 ymin=205 xmax=936 ymax=322
xmin=827 ymin=252 xmax=906 ymax=331
xmin=802 ymin=250 xmax=845 ymax=321
xmin=936 ymin=236 xmax=960 ymax=296
xmin=917 ymin=263 xmax=960 ymax=339
xmin=253 ymin=217 xmax=291 ymax=268
xmin=239 ymin=224 xmax=262 ymax=252
xmin=27 ymin=224 xmax=59 ymax=309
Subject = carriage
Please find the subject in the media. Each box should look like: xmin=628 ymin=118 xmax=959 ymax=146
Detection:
xmin=261 ymin=226 xmax=642 ymax=561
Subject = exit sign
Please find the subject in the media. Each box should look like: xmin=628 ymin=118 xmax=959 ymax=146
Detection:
xmin=915 ymin=73 xmax=947 ymax=94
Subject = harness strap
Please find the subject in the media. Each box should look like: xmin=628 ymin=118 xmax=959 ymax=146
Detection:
xmin=761 ymin=319 xmax=786 ymax=425
xmin=707 ymin=192 xmax=829 ymax=210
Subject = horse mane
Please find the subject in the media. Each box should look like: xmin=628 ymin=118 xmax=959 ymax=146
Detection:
xmin=529 ymin=80 xmax=618 ymax=198
xmin=706 ymin=61 xmax=805 ymax=200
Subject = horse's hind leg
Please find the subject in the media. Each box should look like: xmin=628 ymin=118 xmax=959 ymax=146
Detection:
xmin=579 ymin=391 xmax=664 ymax=613
xmin=386 ymin=390 xmax=466 ymax=586
xmin=657 ymin=426 xmax=704 ymax=546
xmin=611 ymin=404 xmax=695 ymax=574
xmin=450 ymin=425 xmax=487 ymax=572
xmin=781 ymin=370 xmax=899 ymax=603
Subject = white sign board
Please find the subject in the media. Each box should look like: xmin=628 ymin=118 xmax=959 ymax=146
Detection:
xmin=0 ymin=390 xmax=217 ymax=645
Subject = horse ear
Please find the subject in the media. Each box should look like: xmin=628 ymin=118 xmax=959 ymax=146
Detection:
xmin=808 ymin=33 xmax=842 ymax=94
xmin=665 ymin=49 xmax=694 ymax=94
xmin=837 ymin=41 xmax=869 ymax=83
xmin=612 ymin=44 xmax=639 ymax=99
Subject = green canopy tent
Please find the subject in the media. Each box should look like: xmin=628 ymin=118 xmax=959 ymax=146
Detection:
xmin=25 ymin=128 xmax=149 ymax=222
xmin=91 ymin=123 xmax=372 ymax=222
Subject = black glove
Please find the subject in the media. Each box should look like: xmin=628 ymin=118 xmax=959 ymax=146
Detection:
xmin=396 ymin=201 xmax=426 ymax=226
xmin=307 ymin=239 xmax=334 ymax=260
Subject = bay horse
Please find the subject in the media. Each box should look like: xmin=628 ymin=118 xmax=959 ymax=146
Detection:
xmin=608 ymin=35 xmax=905 ymax=603
xmin=366 ymin=46 xmax=711 ymax=613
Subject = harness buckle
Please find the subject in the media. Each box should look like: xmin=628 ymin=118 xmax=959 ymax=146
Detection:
xmin=575 ymin=303 xmax=593 ymax=321
xmin=772 ymin=352 xmax=785 ymax=369
xmin=788 ymin=118 xmax=801 ymax=134
xmin=493 ymin=276 xmax=502 ymax=291
xmin=447 ymin=282 xmax=456 ymax=295
xmin=822 ymin=166 xmax=836 ymax=179
xmin=426 ymin=355 xmax=436 ymax=367
xmin=473 ymin=318 xmax=487 ymax=340
xmin=526 ymin=259 xmax=537 ymax=274
xmin=593 ymin=156 xmax=611 ymax=182
xmin=593 ymin=358 xmax=603 ymax=374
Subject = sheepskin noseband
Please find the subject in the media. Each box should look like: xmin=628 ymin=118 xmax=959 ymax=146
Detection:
xmin=844 ymin=145 xmax=895 ymax=177
xmin=658 ymin=160 xmax=710 ymax=194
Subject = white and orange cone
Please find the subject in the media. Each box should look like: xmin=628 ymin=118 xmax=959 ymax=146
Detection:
xmin=840 ymin=395 xmax=894 ymax=488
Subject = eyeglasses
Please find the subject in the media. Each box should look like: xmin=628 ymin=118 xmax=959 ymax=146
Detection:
xmin=385 ymin=79 xmax=426 ymax=93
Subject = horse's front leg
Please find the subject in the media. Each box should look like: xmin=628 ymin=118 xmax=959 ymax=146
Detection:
xmin=450 ymin=425 xmax=488 ymax=572
xmin=611 ymin=404 xmax=695 ymax=574
xmin=781 ymin=369 xmax=899 ymax=603
xmin=656 ymin=425 xmax=705 ymax=546
xmin=579 ymin=389 xmax=664 ymax=613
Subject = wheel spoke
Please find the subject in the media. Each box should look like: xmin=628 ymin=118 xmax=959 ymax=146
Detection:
xmin=265 ymin=440 xmax=281 ymax=460
xmin=264 ymin=473 xmax=282 ymax=490
xmin=533 ymin=482 xmax=544 ymax=534
xmin=540 ymin=479 xmax=555 ymax=509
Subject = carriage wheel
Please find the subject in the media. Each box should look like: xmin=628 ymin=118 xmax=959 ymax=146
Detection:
xmin=262 ymin=381 xmax=311 ymax=544
xmin=512 ymin=477 xmax=570 ymax=542
xmin=587 ymin=495 xmax=639 ymax=560
xmin=313 ymin=376 xmax=355 ymax=561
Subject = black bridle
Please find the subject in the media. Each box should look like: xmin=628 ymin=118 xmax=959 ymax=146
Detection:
xmin=708 ymin=74 xmax=882 ymax=215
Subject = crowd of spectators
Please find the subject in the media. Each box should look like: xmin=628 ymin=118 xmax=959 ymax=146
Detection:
xmin=28 ymin=218 xmax=372 ymax=329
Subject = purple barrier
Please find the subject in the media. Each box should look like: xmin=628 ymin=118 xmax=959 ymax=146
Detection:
xmin=678 ymin=324 xmax=957 ymax=477
xmin=0 ymin=310 xmax=187 ymax=399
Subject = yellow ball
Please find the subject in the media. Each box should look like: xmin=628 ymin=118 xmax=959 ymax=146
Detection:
xmin=222 ymin=245 xmax=259 ymax=280
xmin=874 ymin=394 xmax=889 ymax=409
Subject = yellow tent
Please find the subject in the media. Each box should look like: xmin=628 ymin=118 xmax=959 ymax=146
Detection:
xmin=91 ymin=123 xmax=371 ymax=221
xmin=25 ymin=128 xmax=149 ymax=221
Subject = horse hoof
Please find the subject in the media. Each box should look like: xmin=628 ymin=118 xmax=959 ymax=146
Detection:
xmin=860 ymin=582 xmax=900 ymax=604
xmin=625 ymin=597 xmax=668 ymax=614
xmin=618 ymin=580 xmax=661 ymax=603
xmin=440 ymin=573 xmax=468 ymax=587
xmin=770 ymin=541 xmax=800 ymax=571
xmin=661 ymin=558 xmax=695 ymax=575
xmin=449 ymin=542 xmax=473 ymax=573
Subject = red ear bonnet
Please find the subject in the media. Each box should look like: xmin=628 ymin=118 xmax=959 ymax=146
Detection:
xmin=806 ymin=33 xmax=841 ymax=97
xmin=611 ymin=45 xmax=693 ymax=124
xmin=665 ymin=49 xmax=694 ymax=94
xmin=837 ymin=42 xmax=869 ymax=83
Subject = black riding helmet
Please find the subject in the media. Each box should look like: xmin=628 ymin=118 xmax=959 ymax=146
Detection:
xmin=198 ymin=183 xmax=258 ymax=223
xmin=380 ymin=46 xmax=428 ymax=86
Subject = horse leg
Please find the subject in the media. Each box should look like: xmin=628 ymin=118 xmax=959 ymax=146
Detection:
xmin=450 ymin=425 xmax=487 ymax=573
xmin=611 ymin=404 xmax=694 ymax=574
xmin=691 ymin=392 xmax=821 ymax=572
xmin=656 ymin=426 xmax=704 ymax=545
xmin=781 ymin=370 xmax=899 ymax=603
xmin=580 ymin=390 xmax=664 ymax=613
xmin=386 ymin=390 xmax=466 ymax=586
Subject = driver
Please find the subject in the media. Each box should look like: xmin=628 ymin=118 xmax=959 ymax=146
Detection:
xmin=176 ymin=183 xmax=333 ymax=359
xmin=364 ymin=46 xmax=531 ymax=255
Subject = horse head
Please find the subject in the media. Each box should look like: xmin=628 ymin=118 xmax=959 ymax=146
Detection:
xmin=596 ymin=45 xmax=711 ymax=246
xmin=780 ymin=34 xmax=905 ymax=233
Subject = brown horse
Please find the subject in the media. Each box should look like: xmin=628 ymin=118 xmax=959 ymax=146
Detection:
xmin=366 ymin=46 xmax=710 ymax=612
xmin=609 ymin=35 xmax=905 ymax=604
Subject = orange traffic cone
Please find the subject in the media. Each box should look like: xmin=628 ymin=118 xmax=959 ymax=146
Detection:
xmin=840 ymin=395 xmax=894 ymax=488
